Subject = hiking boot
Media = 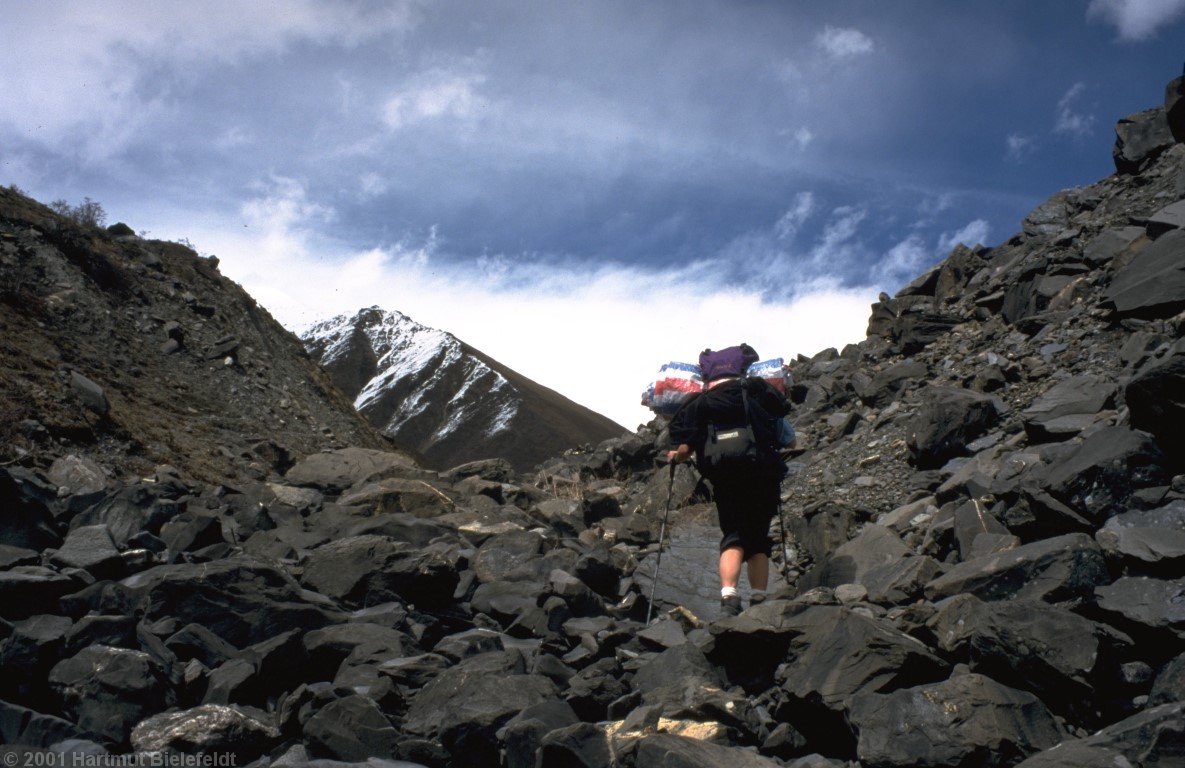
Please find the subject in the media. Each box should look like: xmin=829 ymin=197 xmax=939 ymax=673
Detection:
xmin=720 ymin=595 xmax=742 ymax=618
xmin=749 ymin=592 xmax=767 ymax=608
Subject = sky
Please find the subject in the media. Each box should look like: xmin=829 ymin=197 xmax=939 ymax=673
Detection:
xmin=3 ymin=1 xmax=1184 ymax=429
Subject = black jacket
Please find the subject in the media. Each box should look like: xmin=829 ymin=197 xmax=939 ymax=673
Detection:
xmin=669 ymin=378 xmax=791 ymax=478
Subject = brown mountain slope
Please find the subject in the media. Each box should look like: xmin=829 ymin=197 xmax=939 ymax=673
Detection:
xmin=0 ymin=188 xmax=393 ymax=483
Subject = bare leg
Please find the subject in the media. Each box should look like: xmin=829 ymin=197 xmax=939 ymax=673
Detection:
xmin=747 ymin=553 xmax=770 ymax=591
xmin=719 ymin=546 xmax=744 ymax=588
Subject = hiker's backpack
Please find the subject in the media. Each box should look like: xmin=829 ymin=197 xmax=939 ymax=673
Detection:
xmin=698 ymin=380 xmax=789 ymax=479
xmin=699 ymin=344 xmax=760 ymax=382
xmin=641 ymin=351 xmax=791 ymax=418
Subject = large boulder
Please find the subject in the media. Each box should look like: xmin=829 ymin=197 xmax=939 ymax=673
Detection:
xmin=1126 ymin=342 xmax=1185 ymax=458
xmin=120 ymin=557 xmax=341 ymax=647
xmin=924 ymin=533 xmax=1109 ymax=603
xmin=1096 ymin=576 xmax=1185 ymax=647
xmin=849 ymin=671 xmax=1064 ymax=768
xmin=284 ymin=447 xmax=416 ymax=492
xmin=907 ymin=386 xmax=1002 ymax=469
xmin=1021 ymin=375 xmax=1116 ymax=443
xmin=1112 ymin=107 xmax=1175 ymax=174
xmin=1167 ymin=75 xmax=1185 ymax=142
xmin=49 ymin=524 xmax=123 ymax=577
xmin=403 ymin=660 xmax=557 ymax=766
xmin=302 ymin=694 xmax=401 ymax=761
xmin=300 ymin=534 xmax=461 ymax=609
xmin=0 ymin=468 xmax=60 ymax=550
xmin=1104 ymin=229 xmax=1185 ymax=319
xmin=1014 ymin=702 xmax=1185 ymax=767
xmin=130 ymin=704 xmax=279 ymax=762
xmin=48 ymin=645 xmax=175 ymax=746
xmin=801 ymin=525 xmax=910 ymax=591
xmin=1096 ymin=502 xmax=1185 ymax=565
xmin=928 ymin=595 xmax=1130 ymax=724
xmin=1043 ymin=427 xmax=1167 ymax=522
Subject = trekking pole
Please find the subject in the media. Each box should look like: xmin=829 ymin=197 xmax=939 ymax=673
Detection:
xmin=776 ymin=496 xmax=792 ymax=584
xmin=646 ymin=461 xmax=677 ymax=625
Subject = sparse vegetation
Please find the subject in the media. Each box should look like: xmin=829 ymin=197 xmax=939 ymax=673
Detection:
xmin=48 ymin=196 xmax=107 ymax=228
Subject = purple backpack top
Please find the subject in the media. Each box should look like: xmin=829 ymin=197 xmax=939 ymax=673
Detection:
xmin=699 ymin=344 xmax=760 ymax=382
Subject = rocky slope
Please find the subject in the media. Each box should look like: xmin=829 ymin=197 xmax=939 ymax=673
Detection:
xmin=2 ymin=75 xmax=1185 ymax=768
xmin=302 ymin=307 xmax=626 ymax=472
xmin=0 ymin=189 xmax=394 ymax=483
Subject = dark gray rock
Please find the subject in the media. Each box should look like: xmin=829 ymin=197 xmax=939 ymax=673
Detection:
xmin=0 ymin=468 xmax=60 ymax=551
xmin=302 ymin=622 xmax=406 ymax=683
xmin=0 ymin=568 xmax=78 ymax=620
xmin=164 ymin=623 xmax=238 ymax=669
xmin=50 ymin=524 xmax=123 ymax=576
xmin=472 ymin=530 xmax=545 ymax=583
xmin=777 ymin=606 xmax=948 ymax=709
xmin=284 ymin=447 xmax=416 ymax=492
xmin=48 ymin=645 xmax=175 ymax=746
xmin=949 ymin=499 xmax=1006 ymax=560
xmin=537 ymin=722 xmax=613 ymax=768
xmin=0 ymin=614 xmax=73 ymax=707
xmin=1168 ymin=74 xmax=1185 ymax=142
xmin=863 ymin=556 xmax=946 ymax=605
xmin=1044 ymin=427 xmax=1167 ymax=521
xmin=1097 ymin=501 xmax=1185 ymax=565
xmin=1113 ymin=107 xmax=1175 ymax=174
xmin=1021 ymin=375 xmax=1116 ymax=443
xmin=1105 ymin=229 xmax=1185 ymax=319
xmin=929 ymin=595 xmax=1130 ymax=724
xmin=1127 ymin=344 xmax=1185 ymax=456
xmin=500 ymin=699 xmax=580 ymax=768
xmin=301 ymin=534 xmax=461 ymax=609
xmin=802 ymin=524 xmax=909 ymax=590
xmin=403 ymin=663 xmax=556 ymax=766
xmin=907 ymin=386 xmax=1002 ymax=469
xmin=1150 ymin=652 xmax=1185 ymax=705
xmin=70 ymin=371 xmax=109 ymax=416
xmin=633 ymin=642 xmax=725 ymax=695
xmin=925 ymin=533 xmax=1109 ymax=603
xmin=130 ymin=704 xmax=279 ymax=761
xmin=1015 ymin=701 xmax=1185 ymax=767
xmin=302 ymin=694 xmax=400 ymax=761
xmin=120 ymin=557 xmax=341 ymax=647
xmin=338 ymin=477 xmax=456 ymax=518
xmin=849 ymin=672 xmax=1064 ymax=768
xmin=1148 ymin=199 xmax=1185 ymax=238
xmin=0 ymin=700 xmax=92 ymax=749
xmin=1096 ymin=576 xmax=1185 ymax=642
xmin=855 ymin=360 xmax=928 ymax=407
xmin=1083 ymin=226 xmax=1144 ymax=266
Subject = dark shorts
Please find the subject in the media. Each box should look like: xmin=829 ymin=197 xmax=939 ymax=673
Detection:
xmin=712 ymin=474 xmax=780 ymax=560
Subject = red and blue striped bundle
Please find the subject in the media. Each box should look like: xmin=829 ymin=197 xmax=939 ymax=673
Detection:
xmin=642 ymin=358 xmax=790 ymax=417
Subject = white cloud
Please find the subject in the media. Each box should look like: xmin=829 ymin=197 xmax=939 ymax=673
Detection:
xmin=775 ymin=192 xmax=816 ymax=241
xmin=0 ymin=1 xmax=418 ymax=160
xmin=1054 ymin=83 xmax=1095 ymax=136
xmin=815 ymin=26 xmax=874 ymax=59
xmin=1006 ymin=132 xmax=1035 ymax=161
xmin=794 ymin=126 xmax=815 ymax=150
xmin=1088 ymin=0 xmax=1185 ymax=40
xmin=161 ymin=183 xmax=876 ymax=429
xmin=382 ymin=70 xmax=488 ymax=130
xmin=874 ymin=234 xmax=930 ymax=285
xmin=939 ymin=219 xmax=990 ymax=253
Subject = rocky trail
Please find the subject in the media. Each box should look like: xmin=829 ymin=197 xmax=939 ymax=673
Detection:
xmin=2 ymin=76 xmax=1185 ymax=767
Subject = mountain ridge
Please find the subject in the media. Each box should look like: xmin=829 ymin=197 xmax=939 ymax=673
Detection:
xmin=302 ymin=306 xmax=626 ymax=472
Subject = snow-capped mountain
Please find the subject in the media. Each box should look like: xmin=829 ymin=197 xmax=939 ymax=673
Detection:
xmin=302 ymin=307 xmax=625 ymax=471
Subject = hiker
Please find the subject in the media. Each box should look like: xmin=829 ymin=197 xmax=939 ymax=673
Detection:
xmin=667 ymin=344 xmax=794 ymax=618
